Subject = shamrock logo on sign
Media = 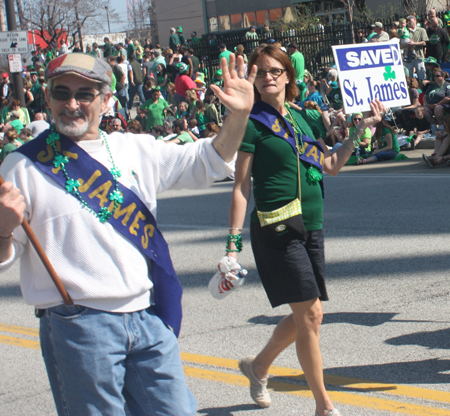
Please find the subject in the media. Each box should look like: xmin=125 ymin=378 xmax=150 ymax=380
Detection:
xmin=383 ymin=66 xmax=396 ymax=81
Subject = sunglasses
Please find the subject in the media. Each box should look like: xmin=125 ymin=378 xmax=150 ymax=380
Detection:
xmin=353 ymin=117 xmax=362 ymax=121
xmin=255 ymin=68 xmax=286 ymax=78
xmin=51 ymin=89 xmax=101 ymax=103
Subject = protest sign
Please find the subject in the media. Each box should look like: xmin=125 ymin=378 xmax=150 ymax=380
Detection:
xmin=332 ymin=39 xmax=410 ymax=113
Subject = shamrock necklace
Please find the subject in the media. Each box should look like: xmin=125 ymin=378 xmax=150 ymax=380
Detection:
xmin=46 ymin=128 xmax=123 ymax=223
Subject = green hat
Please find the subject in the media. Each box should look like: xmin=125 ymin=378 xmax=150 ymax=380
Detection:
xmin=352 ymin=112 xmax=363 ymax=118
xmin=216 ymin=69 xmax=222 ymax=76
xmin=423 ymin=56 xmax=439 ymax=66
xmin=176 ymin=26 xmax=183 ymax=33
xmin=175 ymin=62 xmax=189 ymax=74
xmin=10 ymin=119 xmax=24 ymax=134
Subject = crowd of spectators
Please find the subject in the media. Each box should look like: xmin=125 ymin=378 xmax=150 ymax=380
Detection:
xmin=3 ymin=11 xmax=450 ymax=166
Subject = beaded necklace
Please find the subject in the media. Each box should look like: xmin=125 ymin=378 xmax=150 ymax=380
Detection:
xmin=283 ymin=102 xmax=304 ymax=154
xmin=283 ymin=102 xmax=323 ymax=185
xmin=46 ymin=129 xmax=123 ymax=223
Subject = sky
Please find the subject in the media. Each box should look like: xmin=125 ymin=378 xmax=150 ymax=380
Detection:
xmin=108 ymin=0 xmax=129 ymax=33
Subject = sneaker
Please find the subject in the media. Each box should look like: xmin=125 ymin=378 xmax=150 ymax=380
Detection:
xmin=410 ymin=138 xmax=416 ymax=150
xmin=316 ymin=410 xmax=342 ymax=416
xmin=238 ymin=356 xmax=271 ymax=408
xmin=422 ymin=153 xmax=435 ymax=168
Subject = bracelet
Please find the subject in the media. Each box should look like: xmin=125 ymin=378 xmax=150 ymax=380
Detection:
xmin=0 ymin=232 xmax=13 ymax=239
xmin=226 ymin=234 xmax=243 ymax=253
xmin=349 ymin=129 xmax=362 ymax=149
xmin=343 ymin=141 xmax=354 ymax=152
xmin=228 ymin=227 xmax=242 ymax=232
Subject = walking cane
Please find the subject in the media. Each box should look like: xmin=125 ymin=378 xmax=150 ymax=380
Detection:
xmin=0 ymin=174 xmax=73 ymax=305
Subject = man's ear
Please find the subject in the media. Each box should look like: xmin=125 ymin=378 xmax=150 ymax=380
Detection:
xmin=101 ymin=91 xmax=112 ymax=112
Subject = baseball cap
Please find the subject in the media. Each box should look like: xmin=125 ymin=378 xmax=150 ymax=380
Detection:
xmin=406 ymin=15 xmax=416 ymax=20
xmin=371 ymin=22 xmax=383 ymax=28
xmin=219 ymin=43 xmax=226 ymax=49
xmin=44 ymin=53 xmax=112 ymax=86
xmin=175 ymin=62 xmax=189 ymax=74
xmin=2 ymin=73 xmax=8 ymax=78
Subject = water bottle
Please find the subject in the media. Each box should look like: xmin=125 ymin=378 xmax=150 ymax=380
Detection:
xmin=208 ymin=256 xmax=247 ymax=300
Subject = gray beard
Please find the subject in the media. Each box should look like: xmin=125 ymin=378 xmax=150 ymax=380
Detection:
xmin=57 ymin=112 xmax=89 ymax=137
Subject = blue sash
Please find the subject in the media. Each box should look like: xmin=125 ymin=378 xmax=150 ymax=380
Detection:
xmin=249 ymin=101 xmax=324 ymax=173
xmin=16 ymin=130 xmax=183 ymax=337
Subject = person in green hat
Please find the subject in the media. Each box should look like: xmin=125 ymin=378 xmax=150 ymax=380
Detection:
xmin=211 ymin=69 xmax=223 ymax=87
xmin=177 ymin=26 xmax=186 ymax=47
xmin=422 ymin=56 xmax=441 ymax=90
xmin=174 ymin=62 xmax=203 ymax=104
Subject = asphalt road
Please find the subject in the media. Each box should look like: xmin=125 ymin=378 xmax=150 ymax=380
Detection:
xmin=1 ymin=150 xmax=450 ymax=416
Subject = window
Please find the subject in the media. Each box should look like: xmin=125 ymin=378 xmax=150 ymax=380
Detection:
xmin=283 ymin=7 xmax=296 ymax=23
xmin=218 ymin=15 xmax=230 ymax=31
xmin=243 ymin=12 xmax=256 ymax=28
xmin=230 ymin=13 xmax=242 ymax=30
xmin=256 ymin=10 xmax=269 ymax=26
xmin=209 ymin=17 xmax=218 ymax=32
xmin=269 ymin=8 xmax=282 ymax=23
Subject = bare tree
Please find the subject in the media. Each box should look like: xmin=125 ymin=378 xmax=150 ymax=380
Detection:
xmin=339 ymin=0 xmax=356 ymax=43
xmin=27 ymin=0 xmax=120 ymax=47
xmin=15 ymin=0 xmax=27 ymax=30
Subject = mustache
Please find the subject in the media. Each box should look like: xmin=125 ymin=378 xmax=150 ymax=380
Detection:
xmin=59 ymin=109 xmax=87 ymax=120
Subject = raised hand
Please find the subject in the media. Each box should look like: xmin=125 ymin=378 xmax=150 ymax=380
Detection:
xmin=361 ymin=99 xmax=385 ymax=129
xmin=209 ymin=54 xmax=257 ymax=115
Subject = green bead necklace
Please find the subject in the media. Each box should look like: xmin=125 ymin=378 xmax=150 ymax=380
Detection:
xmin=47 ymin=129 xmax=123 ymax=223
xmin=283 ymin=103 xmax=323 ymax=185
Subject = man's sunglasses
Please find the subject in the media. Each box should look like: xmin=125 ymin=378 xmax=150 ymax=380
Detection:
xmin=51 ymin=89 xmax=101 ymax=103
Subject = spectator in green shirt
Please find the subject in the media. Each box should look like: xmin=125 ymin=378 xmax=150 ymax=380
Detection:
xmin=287 ymin=42 xmax=305 ymax=82
xmin=126 ymin=38 xmax=136 ymax=60
xmin=103 ymin=37 xmax=112 ymax=58
xmin=218 ymin=44 xmax=233 ymax=66
xmin=166 ymin=117 xmax=196 ymax=144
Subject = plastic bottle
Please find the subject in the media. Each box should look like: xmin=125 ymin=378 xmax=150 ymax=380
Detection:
xmin=208 ymin=256 xmax=247 ymax=300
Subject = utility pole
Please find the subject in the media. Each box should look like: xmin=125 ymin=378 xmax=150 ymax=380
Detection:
xmin=105 ymin=6 xmax=111 ymax=34
xmin=4 ymin=0 xmax=25 ymax=107
xmin=75 ymin=5 xmax=83 ymax=51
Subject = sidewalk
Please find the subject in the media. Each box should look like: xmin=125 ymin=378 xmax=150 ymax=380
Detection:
xmin=340 ymin=149 xmax=450 ymax=175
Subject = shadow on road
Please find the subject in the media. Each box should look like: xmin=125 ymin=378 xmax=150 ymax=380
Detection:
xmin=198 ymin=404 xmax=261 ymax=415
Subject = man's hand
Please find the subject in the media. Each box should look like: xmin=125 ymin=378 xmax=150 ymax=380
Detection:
xmin=210 ymin=55 xmax=257 ymax=115
xmin=0 ymin=182 xmax=25 ymax=237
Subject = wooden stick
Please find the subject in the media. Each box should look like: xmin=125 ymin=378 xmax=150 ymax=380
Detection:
xmin=0 ymin=175 xmax=73 ymax=305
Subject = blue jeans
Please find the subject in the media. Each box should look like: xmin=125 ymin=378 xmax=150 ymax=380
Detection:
xmin=128 ymin=83 xmax=145 ymax=110
xmin=116 ymin=88 xmax=128 ymax=110
xmin=372 ymin=150 xmax=397 ymax=162
xmin=40 ymin=305 xmax=196 ymax=416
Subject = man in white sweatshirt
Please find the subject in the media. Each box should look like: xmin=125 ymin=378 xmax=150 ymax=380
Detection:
xmin=0 ymin=53 xmax=256 ymax=416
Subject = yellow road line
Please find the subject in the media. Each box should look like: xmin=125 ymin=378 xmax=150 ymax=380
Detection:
xmin=0 ymin=334 xmax=40 ymax=350
xmin=0 ymin=323 xmax=39 ymax=337
xmin=184 ymin=366 xmax=450 ymax=416
xmin=181 ymin=352 xmax=450 ymax=405
xmin=2 ymin=325 xmax=449 ymax=414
